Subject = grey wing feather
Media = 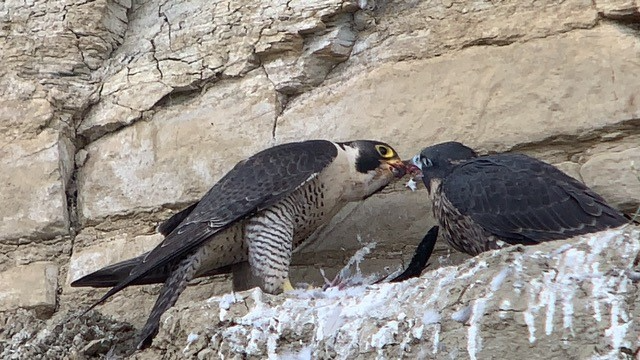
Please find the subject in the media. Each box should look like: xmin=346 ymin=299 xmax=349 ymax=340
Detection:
xmin=83 ymin=140 xmax=338 ymax=307
xmin=157 ymin=202 xmax=199 ymax=236
xmin=443 ymin=154 xmax=627 ymax=245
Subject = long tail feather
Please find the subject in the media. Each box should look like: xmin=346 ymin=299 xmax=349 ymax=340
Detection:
xmin=136 ymin=252 xmax=200 ymax=350
xmin=389 ymin=226 xmax=439 ymax=283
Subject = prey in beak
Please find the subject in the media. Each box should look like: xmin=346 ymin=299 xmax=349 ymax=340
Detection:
xmin=401 ymin=156 xmax=423 ymax=192
xmin=384 ymin=158 xmax=408 ymax=178
xmin=404 ymin=157 xmax=423 ymax=178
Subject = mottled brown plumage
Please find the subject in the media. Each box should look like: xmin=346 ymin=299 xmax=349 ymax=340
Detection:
xmin=413 ymin=142 xmax=628 ymax=256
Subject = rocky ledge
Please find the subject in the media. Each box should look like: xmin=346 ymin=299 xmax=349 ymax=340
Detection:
xmin=6 ymin=226 xmax=637 ymax=360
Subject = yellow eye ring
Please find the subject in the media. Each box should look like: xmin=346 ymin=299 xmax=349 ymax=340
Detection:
xmin=375 ymin=144 xmax=395 ymax=159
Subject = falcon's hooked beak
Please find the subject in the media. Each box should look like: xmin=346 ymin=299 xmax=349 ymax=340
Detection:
xmin=404 ymin=156 xmax=423 ymax=178
xmin=383 ymin=158 xmax=408 ymax=178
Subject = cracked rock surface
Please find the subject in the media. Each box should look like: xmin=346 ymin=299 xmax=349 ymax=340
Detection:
xmin=142 ymin=227 xmax=640 ymax=360
xmin=3 ymin=227 xmax=639 ymax=359
xmin=1 ymin=0 xmax=640 ymax=358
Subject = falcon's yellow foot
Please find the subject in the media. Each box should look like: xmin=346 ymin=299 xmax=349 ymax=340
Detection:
xmin=281 ymin=278 xmax=315 ymax=292
xmin=282 ymin=278 xmax=295 ymax=292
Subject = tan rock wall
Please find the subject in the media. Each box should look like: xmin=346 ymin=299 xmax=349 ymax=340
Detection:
xmin=0 ymin=0 xmax=639 ymax=357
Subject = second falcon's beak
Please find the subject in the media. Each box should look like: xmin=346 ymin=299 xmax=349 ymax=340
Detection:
xmin=403 ymin=156 xmax=423 ymax=177
xmin=384 ymin=158 xmax=408 ymax=178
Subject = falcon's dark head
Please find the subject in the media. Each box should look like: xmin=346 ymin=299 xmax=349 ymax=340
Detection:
xmin=337 ymin=140 xmax=407 ymax=200
xmin=412 ymin=141 xmax=478 ymax=192
xmin=342 ymin=140 xmax=407 ymax=178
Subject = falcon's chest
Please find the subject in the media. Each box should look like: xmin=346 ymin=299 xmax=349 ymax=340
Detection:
xmin=288 ymin=175 xmax=350 ymax=248
xmin=286 ymin=150 xmax=376 ymax=246
xmin=430 ymin=181 xmax=501 ymax=256
xmin=195 ymin=222 xmax=247 ymax=276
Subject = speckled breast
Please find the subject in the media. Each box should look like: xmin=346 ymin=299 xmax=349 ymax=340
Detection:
xmin=431 ymin=184 xmax=504 ymax=256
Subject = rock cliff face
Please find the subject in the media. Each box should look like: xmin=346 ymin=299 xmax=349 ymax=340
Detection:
xmin=1 ymin=0 xmax=639 ymax=358
xmin=3 ymin=228 xmax=639 ymax=359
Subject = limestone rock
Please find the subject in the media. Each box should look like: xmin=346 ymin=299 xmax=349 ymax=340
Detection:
xmin=0 ymin=309 xmax=136 ymax=360
xmin=554 ymin=161 xmax=583 ymax=183
xmin=77 ymin=70 xmax=276 ymax=223
xmin=261 ymin=13 xmax=357 ymax=94
xmin=0 ymin=130 xmax=73 ymax=243
xmin=66 ymin=233 xmax=162 ymax=286
xmin=140 ymin=226 xmax=640 ymax=359
xmin=594 ymin=0 xmax=640 ymax=19
xmin=581 ymin=147 xmax=640 ymax=214
xmin=5 ymin=228 xmax=637 ymax=359
xmin=345 ymin=0 xmax=600 ymax=72
xmin=0 ymin=0 xmax=131 ymax=247
xmin=0 ymin=262 xmax=59 ymax=317
xmin=2 ymin=0 xmax=640 ymax=357
xmin=277 ymin=24 xmax=640 ymax=157
xmin=77 ymin=0 xmax=357 ymax=142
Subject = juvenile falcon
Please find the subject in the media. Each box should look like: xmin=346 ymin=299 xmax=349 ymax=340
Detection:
xmin=71 ymin=139 xmax=407 ymax=350
xmin=410 ymin=141 xmax=628 ymax=256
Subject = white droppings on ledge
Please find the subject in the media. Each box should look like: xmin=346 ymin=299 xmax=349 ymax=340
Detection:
xmin=540 ymin=272 xmax=557 ymax=336
xmin=498 ymin=299 xmax=513 ymax=319
xmin=467 ymin=298 xmax=487 ymax=360
xmin=281 ymin=346 xmax=313 ymax=360
xmin=412 ymin=324 xmax=424 ymax=340
xmin=451 ymin=306 xmax=471 ymax=323
xmin=240 ymin=289 xmax=277 ymax=326
xmin=499 ymin=299 xmax=511 ymax=310
xmin=191 ymin=227 xmax=639 ymax=359
xmin=186 ymin=333 xmax=198 ymax=343
xmin=183 ymin=332 xmax=199 ymax=353
xmin=426 ymin=267 xmax=457 ymax=306
xmin=511 ymin=253 xmax=525 ymax=295
xmin=523 ymin=277 xmax=542 ymax=344
xmin=370 ymin=321 xmax=399 ymax=349
xmin=431 ymin=324 xmax=441 ymax=354
xmin=551 ymin=243 xmax=573 ymax=256
xmin=315 ymin=306 xmax=344 ymax=341
xmin=214 ymin=292 xmax=242 ymax=310
xmin=490 ymin=266 xmax=510 ymax=292
xmin=397 ymin=312 xmax=407 ymax=322
xmin=246 ymin=328 xmax=265 ymax=355
xmin=267 ymin=332 xmax=278 ymax=358
xmin=213 ymin=292 xmax=243 ymax=321
xmin=603 ymin=276 xmax=631 ymax=356
xmin=556 ymin=248 xmax=585 ymax=335
xmin=589 ymin=261 xmax=604 ymax=322
xmin=422 ymin=309 xmax=440 ymax=325
xmin=586 ymin=233 xmax=608 ymax=263
xmin=457 ymin=260 xmax=488 ymax=280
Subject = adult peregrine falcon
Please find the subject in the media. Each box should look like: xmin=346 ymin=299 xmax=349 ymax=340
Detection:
xmin=411 ymin=141 xmax=628 ymax=256
xmin=71 ymin=139 xmax=407 ymax=350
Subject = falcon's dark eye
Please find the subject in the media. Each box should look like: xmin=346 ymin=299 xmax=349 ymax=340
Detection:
xmin=375 ymin=144 xmax=395 ymax=159
xmin=421 ymin=157 xmax=434 ymax=168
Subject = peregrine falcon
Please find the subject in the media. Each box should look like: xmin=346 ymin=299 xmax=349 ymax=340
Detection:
xmin=410 ymin=141 xmax=628 ymax=256
xmin=71 ymin=139 xmax=407 ymax=349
